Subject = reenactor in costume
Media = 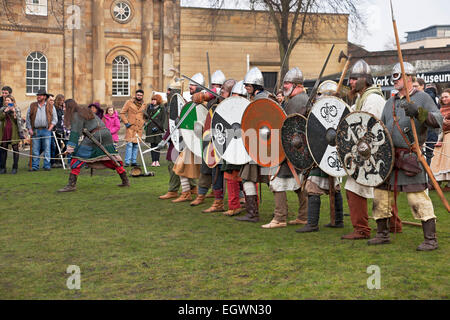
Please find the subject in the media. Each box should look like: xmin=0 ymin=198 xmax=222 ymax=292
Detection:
xmin=296 ymin=81 xmax=345 ymax=233
xmin=368 ymin=62 xmax=442 ymax=251
xmin=171 ymin=73 xmax=205 ymax=203
xmin=159 ymin=80 xmax=197 ymax=200
xmin=58 ymin=99 xmax=129 ymax=192
xmin=261 ymin=67 xmax=309 ymax=229
xmin=341 ymin=60 xmax=387 ymax=240
xmin=190 ymin=70 xmax=227 ymax=207
xmin=192 ymin=77 xmax=236 ymax=213
xmin=236 ymin=67 xmax=273 ymax=223
xmin=222 ymin=80 xmax=248 ymax=217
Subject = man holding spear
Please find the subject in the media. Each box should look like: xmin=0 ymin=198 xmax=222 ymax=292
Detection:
xmin=368 ymin=62 xmax=442 ymax=251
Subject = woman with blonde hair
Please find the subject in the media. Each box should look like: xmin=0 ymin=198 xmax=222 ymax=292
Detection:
xmin=0 ymin=95 xmax=22 ymax=174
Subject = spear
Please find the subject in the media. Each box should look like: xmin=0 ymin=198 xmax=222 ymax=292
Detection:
xmin=390 ymin=0 xmax=449 ymax=212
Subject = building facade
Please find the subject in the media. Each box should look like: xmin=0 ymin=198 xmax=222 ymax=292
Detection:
xmin=0 ymin=0 xmax=348 ymax=112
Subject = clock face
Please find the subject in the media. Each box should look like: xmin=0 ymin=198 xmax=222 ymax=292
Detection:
xmin=112 ymin=2 xmax=131 ymax=23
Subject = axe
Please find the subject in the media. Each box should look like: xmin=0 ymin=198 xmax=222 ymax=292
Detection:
xmin=336 ymin=51 xmax=352 ymax=95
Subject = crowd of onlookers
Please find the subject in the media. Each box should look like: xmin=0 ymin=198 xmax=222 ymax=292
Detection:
xmin=0 ymin=85 xmax=167 ymax=174
xmin=0 ymin=80 xmax=448 ymax=191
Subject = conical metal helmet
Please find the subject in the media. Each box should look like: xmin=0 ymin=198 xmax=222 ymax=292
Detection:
xmin=168 ymin=79 xmax=182 ymax=90
xmin=317 ymin=80 xmax=338 ymax=96
xmin=231 ymin=80 xmax=247 ymax=96
xmin=283 ymin=67 xmax=303 ymax=84
xmin=350 ymin=59 xmax=372 ymax=79
xmin=392 ymin=62 xmax=416 ymax=80
xmin=211 ymin=70 xmax=226 ymax=85
xmin=244 ymin=67 xmax=264 ymax=87
xmin=189 ymin=73 xmax=205 ymax=87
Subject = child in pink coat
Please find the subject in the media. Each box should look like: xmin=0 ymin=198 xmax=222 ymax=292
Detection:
xmin=102 ymin=106 xmax=121 ymax=143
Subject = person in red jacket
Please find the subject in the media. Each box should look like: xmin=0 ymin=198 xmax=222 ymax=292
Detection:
xmin=102 ymin=106 xmax=121 ymax=145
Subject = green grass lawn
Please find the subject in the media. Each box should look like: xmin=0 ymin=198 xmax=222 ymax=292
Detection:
xmin=0 ymin=150 xmax=449 ymax=300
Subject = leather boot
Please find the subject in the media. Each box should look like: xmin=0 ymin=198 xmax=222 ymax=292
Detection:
xmin=416 ymin=219 xmax=438 ymax=251
xmin=271 ymin=191 xmax=288 ymax=224
xmin=202 ymin=199 xmax=225 ymax=213
xmin=190 ymin=194 xmax=206 ymax=206
xmin=58 ymin=173 xmax=78 ymax=192
xmin=367 ymin=218 xmax=391 ymax=245
xmin=235 ymin=195 xmax=259 ymax=222
xmin=172 ymin=191 xmax=192 ymax=203
xmin=159 ymin=191 xmax=179 ymax=199
xmin=205 ymin=190 xmax=215 ymax=198
xmin=118 ymin=172 xmax=130 ymax=187
xmin=296 ymin=195 xmax=320 ymax=233
xmin=190 ymin=186 xmax=198 ymax=195
xmin=324 ymin=191 xmax=344 ymax=228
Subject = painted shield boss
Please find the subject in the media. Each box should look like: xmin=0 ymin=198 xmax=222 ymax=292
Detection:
xmin=336 ymin=111 xmax=394 ymax=187
xmin=241 ymin=98 xmax=286 ymax=168
xmin=306 ymin=96 xmax=350 ymax=177
xmin=281 ymin=114 xmax=314 ymax=170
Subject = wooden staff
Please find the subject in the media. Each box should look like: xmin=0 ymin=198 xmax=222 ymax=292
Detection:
xmin=28 ymin=135 xmax=33 ymax=170
xmin=390 ymin=0 xmax=449 ymax=212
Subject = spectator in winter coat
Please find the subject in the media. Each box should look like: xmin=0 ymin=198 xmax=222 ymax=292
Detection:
xmin=89 ymin=102 xmax=104 ymax=120
xmin=102 ymin=106 xmax=121 ymax=144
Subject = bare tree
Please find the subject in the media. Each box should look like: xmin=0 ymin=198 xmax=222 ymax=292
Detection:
xmin=194 ymin=0 xmax=364 ymax=84
xmin=1 ymin=0 xmax=65 ymax=29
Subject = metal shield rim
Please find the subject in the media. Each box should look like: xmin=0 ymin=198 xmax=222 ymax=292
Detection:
xmin=336 ymin=110 xmax=395 ymax=187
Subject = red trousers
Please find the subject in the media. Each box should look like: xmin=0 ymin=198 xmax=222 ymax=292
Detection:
xmin=346 ymin=190 xmax=371 ymax=236
xmin=226 ymin=179 xmax=242 ymax=210
xmin=347 ymin=190 xmax=402 ymax=235
xmin=70 ymin=159 xmax=125 ymax=176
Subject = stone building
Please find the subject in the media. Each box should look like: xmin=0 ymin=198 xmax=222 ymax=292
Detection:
xmin=0 ymin=0 xmax=348 ymax=112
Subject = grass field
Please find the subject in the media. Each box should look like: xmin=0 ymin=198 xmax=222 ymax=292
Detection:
xmin=0 ymin=150 xmax=449 ymax=300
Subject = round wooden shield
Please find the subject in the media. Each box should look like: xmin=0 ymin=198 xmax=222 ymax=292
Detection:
xmin=281 ymin=114 xmax=314 ymax=170
xmin=306 ymin=96 xmax=350 ymax=177
xmin=179 ymin=102 xmax=208 ymax=158
xmin=168 ymin=93 xmax=185 ymax=152
xmin=211 ymin=96 xmax=252 ymax=165
xmin=203 ymin=109 xmax=220 ymax=168
xmin=336 ymin=111 xmax=394 ymax=187
xmin=241 ymin=98 xmax=286 ymax=168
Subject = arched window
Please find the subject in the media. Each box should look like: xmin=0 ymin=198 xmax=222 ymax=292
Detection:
xmin=112 ymin=55 xmax=130 ymax=96
xmin=26 ymin=52 xmax=47 ymax=95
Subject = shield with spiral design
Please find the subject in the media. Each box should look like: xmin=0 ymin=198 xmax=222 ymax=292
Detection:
xmin=336 ymin=111 xmax=394 ymax=187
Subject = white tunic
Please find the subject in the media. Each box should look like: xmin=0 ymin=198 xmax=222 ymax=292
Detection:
xmin=344 ymin=92 xmax=386 ymax=198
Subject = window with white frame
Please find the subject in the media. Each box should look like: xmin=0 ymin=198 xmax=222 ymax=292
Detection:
xmin=25 ymin=0 xmax=48 ymax=16
xmin=112 ymin=56 xmax=130 ymax=96
xmin=26 ymin=52 xmax=47 ymax=95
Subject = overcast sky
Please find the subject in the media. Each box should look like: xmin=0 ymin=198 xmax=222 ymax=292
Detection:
xmin=181 ymin=0 xmax=450 ymax=52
